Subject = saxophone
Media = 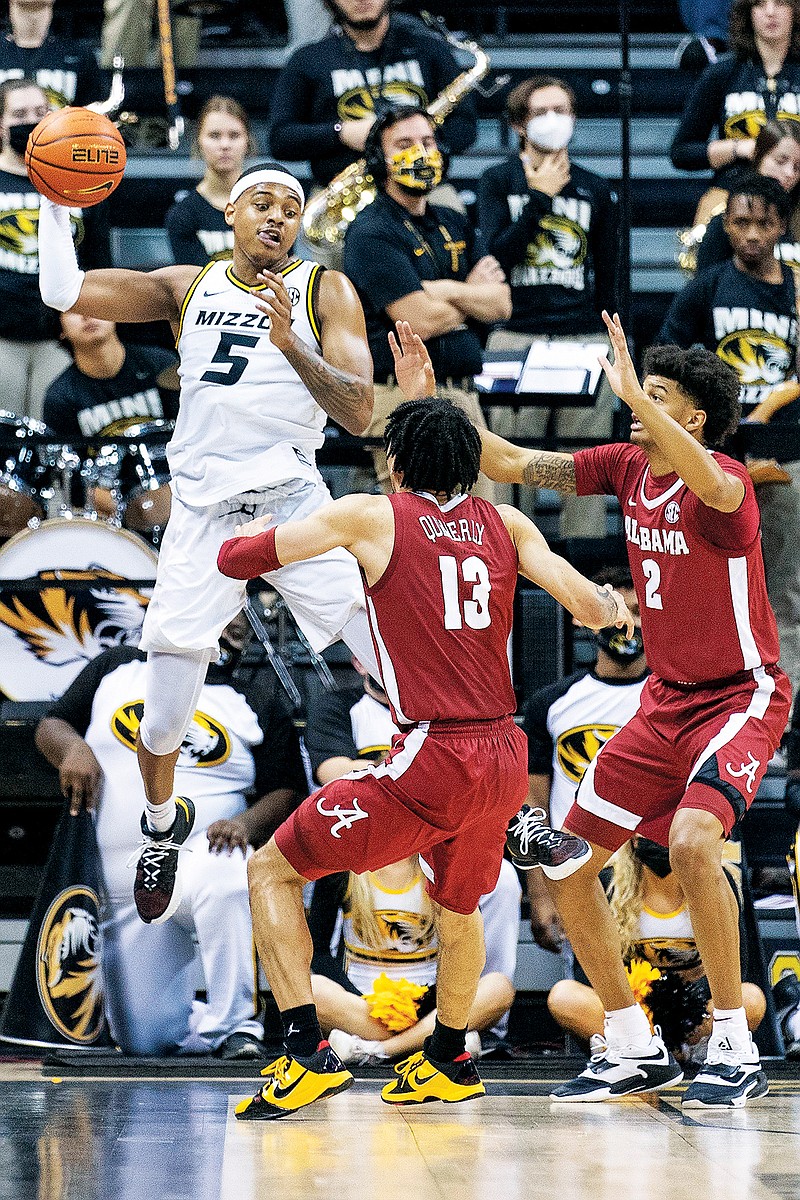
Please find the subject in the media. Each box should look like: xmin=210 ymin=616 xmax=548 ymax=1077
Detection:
xmin=301 ymin=27 xmax=490 ymax=247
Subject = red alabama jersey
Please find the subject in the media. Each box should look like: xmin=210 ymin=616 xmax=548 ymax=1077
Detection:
xmin=575 ymin=443 xmax=779 ymax=684
xmin=364 ymin=492 xmax=518 ymax=724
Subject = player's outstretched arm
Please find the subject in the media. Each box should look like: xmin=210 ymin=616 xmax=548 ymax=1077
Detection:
xmin=601 ymin=310 xmax=744 ymax=512
xmin=217 ymin=494 xmax=392 ymax=581
xmin=38 ymin=196 xmax=195 ymax=325
xmin=501 ymin=504 xmax=634 ymax=634
xmin=250 ymin=268 xmax=373 ymax=435
xmin=388 ymin=320 xmax=578 ymax=489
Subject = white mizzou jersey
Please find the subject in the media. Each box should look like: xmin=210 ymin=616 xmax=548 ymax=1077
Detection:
xmin=342 ymin=870 xmax=438 ymax=993
xmin=171 ymin=257 xmax=327 ymax=505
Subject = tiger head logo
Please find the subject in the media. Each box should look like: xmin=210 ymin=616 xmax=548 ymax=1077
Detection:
xmin=527 ymin=214 xmax=587 ymax=270
xmin=556 ymin=724 xmax=620 ymax=785
xmin=0 ymin=208 xmax=83 ymax=258
xmin=111 ymin=701 xmax=232 ymax=768
xmin=0 ymin=570 xmax=149 ymax=672
xmin=336 ymin=81 xmax=427 ymax=122
xmin=716 ymin=332 xmax=792 ymax=387
xmin=36 ymin=887 xmax=106 ymax=1044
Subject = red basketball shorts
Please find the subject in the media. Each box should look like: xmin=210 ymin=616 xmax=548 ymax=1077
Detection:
xmin=564 ymin=666 xmax=791 ymax=851
xmin=275 ymin=716 xmax=528 ymax=914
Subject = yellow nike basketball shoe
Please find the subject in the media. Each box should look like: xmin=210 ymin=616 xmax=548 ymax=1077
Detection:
xmin=235 ymin=1042 xmax=354 ymax=1121
xmin=381 ymin=1049 xmax=485 ymax=1105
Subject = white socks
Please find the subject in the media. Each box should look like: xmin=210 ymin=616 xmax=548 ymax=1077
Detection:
xmin=145 ymin=796 xmax=176 ymax=834
xmin=711 ymin=1006 xmax=750 ymax=1049
xmin=604 ymin=1003 xmax=653 ymax=1048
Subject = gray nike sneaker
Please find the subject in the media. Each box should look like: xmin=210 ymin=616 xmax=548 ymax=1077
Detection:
xmin=551 ymin=1031 xmax=683 ymax=1102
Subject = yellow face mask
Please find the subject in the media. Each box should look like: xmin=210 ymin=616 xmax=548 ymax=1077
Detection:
xmin=386 ymin=143 xmax=443 ymax=192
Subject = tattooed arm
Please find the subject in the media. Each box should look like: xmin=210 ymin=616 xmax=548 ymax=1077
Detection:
xmin=479 ymin=429 xmax=577 ymax=492
xmin=251 ymin=268 xmax=374 ymax=435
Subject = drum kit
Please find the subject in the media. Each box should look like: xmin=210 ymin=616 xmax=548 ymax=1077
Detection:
xmin=0 ymin=414 xmax=171 ymax=701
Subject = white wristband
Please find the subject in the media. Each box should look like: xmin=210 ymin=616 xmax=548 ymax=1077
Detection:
xmin=38 ymin=196 xmax=85 ymax=312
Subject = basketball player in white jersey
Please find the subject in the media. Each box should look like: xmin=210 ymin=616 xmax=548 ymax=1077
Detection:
xmin=37 ymin=160 xmax=375 ymax=925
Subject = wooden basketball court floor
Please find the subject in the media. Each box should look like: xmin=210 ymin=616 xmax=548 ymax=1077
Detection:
xmin=1 ymin=1059 xmax=798 ymax=1200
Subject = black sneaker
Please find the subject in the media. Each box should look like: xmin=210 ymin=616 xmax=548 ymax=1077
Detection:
xmin=215 ymin=1032 xmax=264 ymax=1061
xmin=551 ymin=1031 xmax=683 ymax=1102
xmin=683 ymin=1035 xmax=768 ymax=1108
xmin=132 ymin=797 xmax=195 ymax=924
xmin=506 ymin=804 xmax=593 ymax=878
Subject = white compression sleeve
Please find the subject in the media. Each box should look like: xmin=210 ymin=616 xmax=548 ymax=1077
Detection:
xmin=38 ymin=196 xmax=85 ymax=312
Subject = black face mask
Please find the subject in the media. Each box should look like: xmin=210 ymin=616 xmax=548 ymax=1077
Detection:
xmin=632 ymin=838 xmax=672 ymax=878
xmin=596 ymin=626 xmax=645 ymax=665
xmin=7 ymin=123 xmax=38 ymax=156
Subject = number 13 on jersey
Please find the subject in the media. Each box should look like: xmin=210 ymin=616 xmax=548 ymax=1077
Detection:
xmin=439 ymin=554 xmax=492 ymax=630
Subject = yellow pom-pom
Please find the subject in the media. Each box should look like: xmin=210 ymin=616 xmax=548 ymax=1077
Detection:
xmin=363 ymin=973 xmax=429 ymax=1032
xmin=625 ymin=958 xmax=661 ymax=1032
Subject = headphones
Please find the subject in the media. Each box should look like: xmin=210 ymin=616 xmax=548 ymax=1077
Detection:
xmin=364 ymin=101 xmax=431 ymax=182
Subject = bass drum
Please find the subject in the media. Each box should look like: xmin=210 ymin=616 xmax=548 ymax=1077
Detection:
xmin=0 ymin=518 xmax=158 ymax=701
xmin=118 ymin=420 xmax=173 ymax=544
xmin=0 ymin=411 xmax=51 ymax=539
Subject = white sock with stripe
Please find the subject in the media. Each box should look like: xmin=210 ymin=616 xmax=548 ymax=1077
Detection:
xmin=145 ymin=796 xmax=177 ymax=834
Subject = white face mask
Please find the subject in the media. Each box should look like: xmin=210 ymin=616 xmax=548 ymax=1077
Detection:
xmin=525 ymin=111 xmax=575 ymax=151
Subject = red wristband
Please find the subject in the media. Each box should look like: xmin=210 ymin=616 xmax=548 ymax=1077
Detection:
xmin=217 ymin=527 xmax=282 ymax=579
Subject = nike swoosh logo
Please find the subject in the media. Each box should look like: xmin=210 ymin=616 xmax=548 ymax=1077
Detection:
xmin=627 ymin=498 xmax=637 ymax=506
xmin=202 ymin=289 xmax=227 ymax=297
xmin=269 ymin=1068 xmax=307 ymax=1101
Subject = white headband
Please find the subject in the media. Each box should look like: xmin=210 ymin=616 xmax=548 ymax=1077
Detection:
xmin=229 ymin=169 xmax=305 ymax=210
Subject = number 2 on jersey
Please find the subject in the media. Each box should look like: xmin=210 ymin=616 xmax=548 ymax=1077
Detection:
xmin=201 ymin=332 xmax=258 ymax=385
xmin=438 ymin=554 xmax=492 ymax=630
xmin=641 ymin=559 xmax=663 ymax=609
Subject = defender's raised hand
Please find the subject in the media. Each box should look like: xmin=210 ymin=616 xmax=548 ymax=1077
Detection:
xmin=599 ymin=310 xmax=643 ymax=408
xmin=388 ymin=319 xmax=437 ymax=400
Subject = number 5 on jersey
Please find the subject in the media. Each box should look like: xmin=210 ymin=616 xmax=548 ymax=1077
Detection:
xmin=439 ymin=554 xmax=492 ymax=630
xmin=201 ymin=333 xmax=258 ymax=385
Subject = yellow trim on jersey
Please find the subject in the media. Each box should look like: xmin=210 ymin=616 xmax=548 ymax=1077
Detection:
xmin=642 ymin=904 xmax=686 ymax=921
xmin=367 ymin=870 xmax=424 ymax=896
xmin=225 ymin=257 xmax=304 ymax=293
xmin=307 ymin=262 xmax=323 ymax=347
xmin=358 ymin=744 xmax=391 ymax=759
xmin=175 ymin=260 xmax=216 ymax=347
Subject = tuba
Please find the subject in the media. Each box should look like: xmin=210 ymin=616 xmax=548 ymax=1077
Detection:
xmin=302 ymin=23 xmax=489 ymax=247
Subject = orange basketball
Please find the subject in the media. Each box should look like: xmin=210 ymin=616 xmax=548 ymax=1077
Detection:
xmin=25 ymin=107 xmax=126 ymax=208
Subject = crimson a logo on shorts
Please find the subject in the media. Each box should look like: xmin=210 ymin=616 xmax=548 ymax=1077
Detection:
xmin=664 ymin=501 xmax=681 ymax=524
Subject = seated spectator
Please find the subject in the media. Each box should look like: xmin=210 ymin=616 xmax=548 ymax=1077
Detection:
xmin=284 ymin=0 xmax=330 ymax=50
xmin=34 ymin=614 xmax=308 ymax=1058
xmin=101 ymin=0 xmax=200 ymax=69
xmin=304 ymin=656 xmax=522 ymax=1061
xmin=521 ymin=567 xmax=647 ymax=955
xmin=269 ymin=0 xmax=477 ymax=193
xmin=477 ymin=74 xmax=620 ymax=537
xmin=547 ymin=836 xmax=766 ymax=1062
xmin=671 ymin=0 xmax=800 ymax=197
xmin=0 ymin=77 xmax=110 ymax=420
xmin=342 ymin=104 xmax=508 ymax=502
xmin=44 ymin=313 xmax=178 ymax=440
xmin=166 ymin=96 xmax=255 ymax=267
xmin=308 ymin=856 xmax=519 ymax=1064
xmin=696 ymin=118 xmax=800 ymax=272
xmin=0 ymin=0 xmax=103 ymax=108
xmin=658 ymin=173 xmax=800 ymax=696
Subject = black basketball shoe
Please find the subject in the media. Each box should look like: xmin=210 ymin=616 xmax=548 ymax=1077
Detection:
xmin=682 ymin=1034 xmax=768 ymax=1109
xmin=506 ymin=804 xmax=593 ymax=878
xmin=132 ymin=797 xmax=195 ymax=924
xmin=551 ymin=1031 xmax=683 ymax=1102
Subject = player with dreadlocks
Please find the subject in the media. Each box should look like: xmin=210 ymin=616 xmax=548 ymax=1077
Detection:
xmin=216 ymin=395 xmax=635 ymax=1118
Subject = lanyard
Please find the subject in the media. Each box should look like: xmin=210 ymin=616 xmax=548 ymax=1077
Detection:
xmin=402 ymin=217 xmax=466 ymax=274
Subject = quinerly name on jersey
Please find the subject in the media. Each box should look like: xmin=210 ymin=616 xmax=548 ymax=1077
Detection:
xmin=625 ymin=515 xmax=689 ymax=555
xmin=418 ymin=514 xmax=485 ymax=545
